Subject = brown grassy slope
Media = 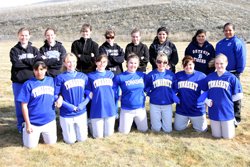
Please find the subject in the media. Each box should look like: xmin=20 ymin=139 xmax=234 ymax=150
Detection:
xmin=0 ymin=0 xmax=249 ymax=42
xmin=0 ymin=41 xmax=250 ymax=166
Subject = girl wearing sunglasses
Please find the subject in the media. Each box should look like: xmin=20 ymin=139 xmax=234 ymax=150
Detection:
xmin=145 ymin=53 xmax=178 ymax=133
xmin=99 ymin=29 xmax=125 ymax=76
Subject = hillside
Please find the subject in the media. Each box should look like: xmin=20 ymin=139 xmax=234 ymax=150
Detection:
xmin=0 ymin=0 xmax=249 ymax=42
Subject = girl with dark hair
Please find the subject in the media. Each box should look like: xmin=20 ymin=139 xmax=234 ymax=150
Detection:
xmin=17 ymin=60 xmax=57 ymax=148
xmin=174 ymin=56 xmax=208 ymax=132
xmin=86 ymin=54 xmax=116 ymax=138
xmin=215 ymin=22 xmax=246 ymax=125
xmin=149 ymin=27 xmax=178 ymax=73
xmin=39 ymin=27 xmax=66 ymax=78
xmin=185 ymin=29 xmax=215 ymax=75
xmin=10 ymin=27 xmax=41 ymax=132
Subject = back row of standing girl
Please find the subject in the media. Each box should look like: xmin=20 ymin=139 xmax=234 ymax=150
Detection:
xmin=10 ymin=23 xmax=245 ymax=147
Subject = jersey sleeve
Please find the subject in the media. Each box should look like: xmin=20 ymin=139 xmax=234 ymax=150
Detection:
xmin=232 ymin=76 xmax=243 ymax=95
xmin=54 ymin=76 xmax=62 ymax=96
xmin=234 ymin=40 xmax=246 ymax=73
xmin=112 ymin=75 xmax=120 ymax=100
xmin=16 ymin=82 xmax=31 ymax=103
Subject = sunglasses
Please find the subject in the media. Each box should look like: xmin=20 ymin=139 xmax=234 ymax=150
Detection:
xmin=106 ymin=36 xmax=115 ymax=39
xmin=156 ymin=60 xmax=168 ymax=64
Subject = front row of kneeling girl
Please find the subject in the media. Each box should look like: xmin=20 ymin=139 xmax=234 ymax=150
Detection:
xmin=17 ymin=52 xmax=242 ymax=148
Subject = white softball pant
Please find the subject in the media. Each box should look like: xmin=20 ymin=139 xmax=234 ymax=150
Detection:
xmin=210 ymin=119 xmax=235 ymax=139
xmin=119 ymin=107 xmax=148 ymax=134
xmin=150 ymin=103 xmax=173 ymax=133
xmin=91 ymin=116 xmax=116 ymax=138
xmin=23 ymin=120 xmax=57 ymax=148
xmin=59 ymin=112 xmax=87 ymax=144
xmin=174 ymin=113 xmax=208 ymax=132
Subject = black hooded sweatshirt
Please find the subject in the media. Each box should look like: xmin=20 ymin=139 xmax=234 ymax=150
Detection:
xmin=10 ymin=42 xmax=41 ymax=83
xmin=99 ymin=41 xmax=125 ymax=76
xmin=149 ymin=39 xmax=179 ymax=73
xmin=40 ymin=40 xmax=66 ymax=78
xmin=71 ymin=37 xmax=99 ymax=74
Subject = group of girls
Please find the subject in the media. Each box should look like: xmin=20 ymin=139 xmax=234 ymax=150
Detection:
xmin=10 ymin=22 xmax=244 ymax=148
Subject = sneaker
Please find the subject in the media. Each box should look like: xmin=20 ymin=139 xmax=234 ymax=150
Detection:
xmin=234 ymin=120 xmax=241 ymax=128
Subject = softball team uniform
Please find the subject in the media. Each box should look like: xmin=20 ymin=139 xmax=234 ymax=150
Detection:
xmin=55 ymin=71 xmax=89 ymax=144
xmin=40 ymin=40 xmax=66 ymax=78
xmin=113 ymin=71 xmax=148 ymax=134
xmin=17 ymin=76 xmax=56 ymax=148
xmin=149 ymin=39 xmax=178 ymax=73
xmin=185 ymin=40 xmax=215 ymax=75
xmin=125 ymin=42 xmax=149 ymax=72
xmin=10 ymin=42 xmax=41 ymax=131
xmin=71 ymin=37 xmax=99 ymax=74
xmin=174 ymin=70 xmax=208 ymax=132
xmin=99 ymin=41 xmax=125 ymax=117
xmin=145 ymin=69 xmax=177 ymax=132
xmin=86 ymin=70 xmax=116 ymax=138
xmin=201 ymin=71 xmax=243 ymax=138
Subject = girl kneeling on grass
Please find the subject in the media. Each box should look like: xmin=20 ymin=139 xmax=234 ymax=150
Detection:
xmin=55 ymin=53 xmax=90 ymax=144
xmin=86 ymin=54 xmax=116 ymax=138
xmin=145 ymin=53 xmax=178 ymax=133
xmin=199 ymin=54 xmax=243 ymax=139
xmin=17 ymin=60 xmax=57 ymax=148
xmin=113 ymin=53 xmax=148 ymax=134
xmin=174 ymin=56 xmax=208 ymax=132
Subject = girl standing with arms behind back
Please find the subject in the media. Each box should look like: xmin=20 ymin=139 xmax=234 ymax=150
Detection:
xmin=40 ymin=27 xmax=66 ymax=78
xmin=10 ymin=27 xmax=41 ymax=132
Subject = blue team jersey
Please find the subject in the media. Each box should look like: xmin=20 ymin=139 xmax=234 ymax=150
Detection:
xmin=86 ymin=70 xmax=116 ymax=119
xmin=201 ymin=71 xmax=243 ymax=121
xmin=145 ymin=69 xmax=177 ymax=105
xmin=175 ymin=70 xmax=206 ymax=116
xmin=17 ymin=76 xmax=56 ymax=126
xmin=55 ymin=71 xmax=88 ymax=118
xmin=113 ymin=71 xmax=146 ymax=110
xmin=215 ymin=36 xmax=246 ymax=73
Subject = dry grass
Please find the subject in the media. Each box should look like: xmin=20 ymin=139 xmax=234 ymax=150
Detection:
xmin=0 ymin=41 xmax=250 ymax=167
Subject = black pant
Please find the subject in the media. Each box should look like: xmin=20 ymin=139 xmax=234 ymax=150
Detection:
xmin=231 ymin=72 xmax=241 ymax=122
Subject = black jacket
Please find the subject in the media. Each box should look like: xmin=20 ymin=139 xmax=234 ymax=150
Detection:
xmin=10 ymin=42 xmax=41 ymax=83
xmin=125 ymin=42 xmax=149 ymax=72
xmin=40 ymin=40 xmax=66 ymax=78
xmin=71 ymin=37 xmax=99 ymax=74
xmin=149 ymin=39 xmax=179 ymax=73
xmin=99 ymin=41 xmax=125 ymax=76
